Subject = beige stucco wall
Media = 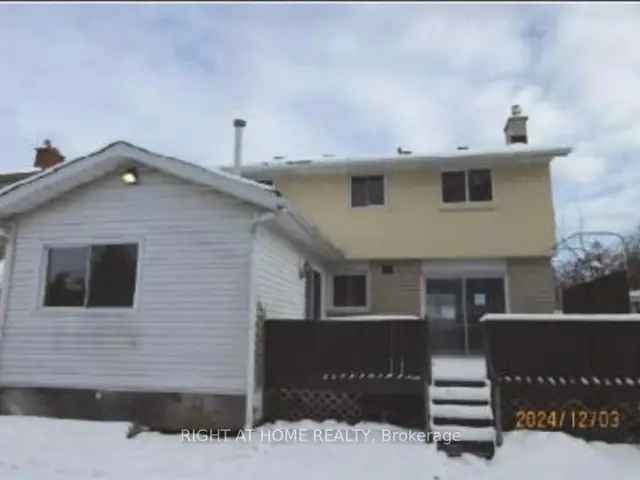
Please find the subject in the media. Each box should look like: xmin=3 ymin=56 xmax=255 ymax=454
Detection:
xmin=507 ymin=257 xmax=556 ymax=313
xmin=272 ymin=164 xmax=556 ymax=260
xmin=369 ymin=260 xmax=422 ymax=316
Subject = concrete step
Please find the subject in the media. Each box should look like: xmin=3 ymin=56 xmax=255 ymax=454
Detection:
xmin=431 ymin=403 xmax=493 ymax=420
xmin=430 ymin=385 xmax=491 ymax=402
xmin=430 ymin=423 xmax=496 ymax=443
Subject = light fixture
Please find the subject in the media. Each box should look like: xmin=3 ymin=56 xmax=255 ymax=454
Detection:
xmin=121 ymin=168 xmax=139 ymax=185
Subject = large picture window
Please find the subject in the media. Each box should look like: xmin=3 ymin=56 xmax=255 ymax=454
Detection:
xmin=441 ymin=169 xmax=493 ymax=203
xmin=333 ymin=274 xmax=367 ymax=307
xmin=351 ymin=175 xmax=385 ymax=207
xmin=44 ymin=244 xmax=138 ymax=308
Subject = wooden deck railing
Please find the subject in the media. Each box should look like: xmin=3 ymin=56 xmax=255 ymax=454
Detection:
xmin=482 ymin=314 xmax=640 ymax=443
xmin=264 ymin=319 xmax=429 ymax=395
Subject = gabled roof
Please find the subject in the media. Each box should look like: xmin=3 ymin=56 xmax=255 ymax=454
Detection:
xmin=0 ymin=141 xmax=344 ymax=260
xmin=0 ymin=141 xmax=285 ymax=217
xmin=232 ymin=144 xmax=572 ymax=177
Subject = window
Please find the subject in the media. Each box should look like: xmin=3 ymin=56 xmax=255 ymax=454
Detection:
xmin=468 ymin=169 xmax=492 ymax=202
xmin=351 ymin=175 xmax=385 ymax=207
xmin=44 ymin=244 xmax=138 ymax=308
xmin=333 ymin=274 xmax=367 ymax=307
xmin=441 ymin=169 xmax=492 ymax=203
xmin=441 ymin=171 xmax=466 ymax=203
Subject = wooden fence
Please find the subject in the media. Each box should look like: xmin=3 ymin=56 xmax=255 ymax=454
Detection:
xmin=483 ymin=314 xmax=640 ymax=443
xmin=562 ymin=270 xmax=630 ymax=314
xmin=262 ymin=319 xmax=429 ymax=427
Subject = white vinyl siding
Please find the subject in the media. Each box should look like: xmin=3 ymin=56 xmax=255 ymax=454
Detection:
xmin=253 ymin=224 xmax=325 ymax=319
xmin=0 ymin=166 xmax=256 ymax=395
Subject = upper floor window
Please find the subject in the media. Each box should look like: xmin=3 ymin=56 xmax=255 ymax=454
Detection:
xmin=351 ymin=175 xmax=385 ymax=207
xmin=44 ymin=244 xmax=138 ymax=308
xmin=442 ymin=169 xmax=492 ymax=203
xmin=333 ymin=274 xmax=367 ymax=307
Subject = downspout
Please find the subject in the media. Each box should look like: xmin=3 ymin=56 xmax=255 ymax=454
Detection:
xmin=244 ymin=211 xmax=277 ymax=429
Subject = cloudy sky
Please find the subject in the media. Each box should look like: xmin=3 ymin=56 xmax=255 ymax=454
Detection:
xmin=1 ymin=3 xmax=639 ymax=238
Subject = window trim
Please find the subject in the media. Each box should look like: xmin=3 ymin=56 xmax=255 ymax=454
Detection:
xmin=37 ymin=240 xmax=143 ymax=314
xmin=440 ymin=169 xmax=494 ymax=206
xmin=329 ymin=267 xmax=371 ymax=313
xmin=348 ymin=174 xmax=387 ymax=209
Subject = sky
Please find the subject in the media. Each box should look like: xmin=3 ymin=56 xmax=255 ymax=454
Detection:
xmin=1 ymin=3 xmax=639 ymax=239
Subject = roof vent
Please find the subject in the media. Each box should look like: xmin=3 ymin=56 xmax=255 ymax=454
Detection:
xmin=457 ymin=146 xmax=469 ymax=151
xmin=34 ymin=139 xmax=65 ymax=170
xmin=397 ymin=146 xmax=412 ymax=155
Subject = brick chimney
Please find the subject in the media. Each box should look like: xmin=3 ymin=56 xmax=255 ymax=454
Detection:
xmin=34 ymin=139 xmax=65 ymax=170
xmin=504 ymin=105 xmax=528 ymax=145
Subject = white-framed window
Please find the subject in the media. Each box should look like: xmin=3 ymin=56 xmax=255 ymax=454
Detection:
xmin=332 ymin=274 xmax=368 ymax=308
xmin=42 ymin=243 xmax=139 ymax=308
xmin=350 ymin=175 xmax=385 ymax=207
xmin=441 ymin=169 xmax=493 ymax=203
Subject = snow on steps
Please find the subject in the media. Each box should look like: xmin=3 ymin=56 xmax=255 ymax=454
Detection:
xmin=430 ymin=423 xmax=496 ymax=443
xmin=431 ymin=403 xmax=493 ymax=420
xmin=430 ymin=385 xmax=491 ymax=402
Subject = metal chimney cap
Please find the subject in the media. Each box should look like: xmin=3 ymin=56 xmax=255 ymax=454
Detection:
xmin=511 ymin=104 xmax=522 ymax=116
xmin=233 ymin=118 xmax=247 ymax=128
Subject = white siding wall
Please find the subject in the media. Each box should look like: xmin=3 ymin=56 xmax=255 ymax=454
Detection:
xmin=254 ymin=224 xmax=326 ymax=319
xmin=0 ymin=166 xmax=256 ymax=395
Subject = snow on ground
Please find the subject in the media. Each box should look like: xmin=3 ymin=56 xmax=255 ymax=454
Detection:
xmin=1 ymin=416 xmax=639 ymax=479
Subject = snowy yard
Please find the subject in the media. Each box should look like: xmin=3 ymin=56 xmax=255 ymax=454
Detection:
xmin=0 ymin=416 xmax=639 ymax=479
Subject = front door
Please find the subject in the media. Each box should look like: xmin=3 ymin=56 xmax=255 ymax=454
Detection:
xmin=426 ymin=279 xmax=466 ymax=355
xmin=465 ymin=278 xmax=506 ymax=354
xmin=427 ymin=276 xmax=506 ymax=355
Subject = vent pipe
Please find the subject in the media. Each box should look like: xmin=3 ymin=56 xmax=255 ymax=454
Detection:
xmin=233 ymin=118 xmax=247 ymax=174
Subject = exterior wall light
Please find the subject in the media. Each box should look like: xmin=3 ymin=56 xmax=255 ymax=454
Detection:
xmin=121 ymin=168 xmax=139 ymax=185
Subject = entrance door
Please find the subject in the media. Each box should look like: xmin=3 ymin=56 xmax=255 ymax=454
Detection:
xmin=305 ymin=268 xmax=323 ymax=320
xmin=426 ymin=279 xmax=465 ymax=354
xmin=426 ymin=276 xmax=506 ymax=355
xmin=465 ymin=278 xmax=506 ymax=354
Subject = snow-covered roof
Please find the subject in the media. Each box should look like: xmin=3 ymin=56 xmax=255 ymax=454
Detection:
xmin=232 ymin=144 xmax=572 ymax=177
xmin=481 ymin=313 xmax=640 ymax=322
xmin=0 ymin=141 xmax=283 ymax=216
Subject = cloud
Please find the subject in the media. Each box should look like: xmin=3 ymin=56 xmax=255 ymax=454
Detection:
xmin=1 ymin=4 xmax=640 ymax=236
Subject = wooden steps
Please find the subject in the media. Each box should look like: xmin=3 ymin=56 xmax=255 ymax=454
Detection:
xmin=429 ymin=356 xmax=496 ymax=459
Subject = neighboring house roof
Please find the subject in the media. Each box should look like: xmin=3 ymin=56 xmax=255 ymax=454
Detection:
xmin=232 ymin=145 xmax=573 ymax=176
xmin=0 ymin=141 xmax=343 ymax=260
xmin=0 ymin=171 xmax=38 ymax=189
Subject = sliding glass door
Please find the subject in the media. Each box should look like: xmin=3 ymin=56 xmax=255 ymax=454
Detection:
xmin=427 ymin=276 xmax=506 ymax=355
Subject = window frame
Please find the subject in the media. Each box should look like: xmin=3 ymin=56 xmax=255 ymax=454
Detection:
xmin=441 ymin=169 xmax=494 ymax=205
xmin=37 ymin=240 xmax=142 ymax=313
xmin=349 ymin=175 xmax=387 ymax=209
xmin=329 ymin=267 xmax=371 ymax=313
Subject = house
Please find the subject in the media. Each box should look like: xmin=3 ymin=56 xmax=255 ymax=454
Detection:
xmin=232 ymin=106 xmax=571 ymax=356
xmin=0 ymin=105 xmax=571 ymax=432
xmin=0 ymin=140 xmax=342 ymax=430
